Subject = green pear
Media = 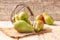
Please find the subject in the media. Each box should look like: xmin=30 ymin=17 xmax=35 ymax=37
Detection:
xmin=42 ymin=13 xmax=54 ymax=25
xmin=14 ymin=20 xmax=34 ymax=33
xmin=19 ymin=12 xmax=28 ymax=20
xmin=18 ymin=11 xmax=31 ymax=24
xmin=34 ymin=20 xmax=44 ymax=32
xmin=12 ymin=11 xmax=30 ymax=24
xmin=24 ymin=19 xmax=31 ymax=24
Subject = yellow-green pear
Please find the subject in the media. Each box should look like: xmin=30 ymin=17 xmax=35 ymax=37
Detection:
xmin=34 ymin=20 xmax=44 ymax=32
xmin=14 ymin=20 xmax=34 ymax=33
xmin=42 ymin=13 xmax=54 ymax=25
xmin=24 ymin=19 xmax=31 ymax=24
xmin=18 ymin=11 xmax=31 ymax=24
xmin=19 ymin=12 xmax=28 ymax=20
xmin=35 ymin=15 xmax=44 ymax=23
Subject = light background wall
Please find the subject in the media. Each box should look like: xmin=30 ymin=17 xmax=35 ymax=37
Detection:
xmin=0 ymin=0 xmax=60 ymax=21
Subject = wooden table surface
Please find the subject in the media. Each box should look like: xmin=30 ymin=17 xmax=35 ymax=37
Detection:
xmin=0 ymin=21 xmax=60 ymax=40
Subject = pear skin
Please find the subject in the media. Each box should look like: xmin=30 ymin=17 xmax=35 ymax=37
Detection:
xmin=34 ymin=20 xmax=44 ymax=32
xmin=35 ymin=15 xmax=44 ymax=22
xmin=18 ymin=11 xmax=31 ymax=24
xmin=19 ymin=12 xmax=28 ymax=20
xmin=14 ymin=20 xmax=34 ymax=33
xmin=44 ymin=16 xmax=54 ymax=25
xmin=42 ymin=13 xmax=54 ymax=25
xmin=24 ymin=19 xmax=31 ymax=24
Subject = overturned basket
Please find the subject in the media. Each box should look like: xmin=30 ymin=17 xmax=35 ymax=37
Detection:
xmin=11 ymin=3 xmax=34 ymax=23
xmin=0 ymin=3 xmax=35 ymax=38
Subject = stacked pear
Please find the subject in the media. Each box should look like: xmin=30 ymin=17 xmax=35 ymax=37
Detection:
xmin=33 ymin=12 xmax=54 ymax=32
xmin=34 ymin=20 xmax=44 ymax=32
xmin=34 ymin=15 xmax=44 ymax=32
xmin=35 ymin=15 xmax=44 ymax=22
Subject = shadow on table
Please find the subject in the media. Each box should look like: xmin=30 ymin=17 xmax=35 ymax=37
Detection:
xmin=50 ymin=23 xmax=60 ymax=26
xmin=38 ymin=27 xmax=52 ymax=34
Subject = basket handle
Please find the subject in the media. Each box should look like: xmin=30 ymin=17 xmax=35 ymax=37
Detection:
xmin=11 ymin=3 xmax=34 ymax=23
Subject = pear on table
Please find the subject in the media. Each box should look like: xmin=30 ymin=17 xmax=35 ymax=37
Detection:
xmin=42 ymin=13 xmax=54 ymax=25
xmin=34 ymin=15 xmax=44 ymax=32
xmin=34 ymin=20 xmax=44 ymax=32
xmin=35 ymin=15 xmax=44 ymax=22
xmin=14 ymin=20 xmax=34 ymax=33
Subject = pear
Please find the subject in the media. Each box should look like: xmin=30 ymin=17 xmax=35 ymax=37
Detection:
xmin=12 ymin=14 xmax=19 ymax=23
xmin=19 ymin=12 xmax=28 ymax=20
xmin=18 ymin=12 xmax=31 ymax=24
xmin=42 ymin=13 xmax=54 ymax=25
xmin=34 ymin=20 xmax=44 ymax=32
xmin=12 ymin=11 xmax=31 ymax=24
xmin=14 ymin=20 xmax=34 ymax=33
xmin=35 ymin=15 xmax=44 ymax=22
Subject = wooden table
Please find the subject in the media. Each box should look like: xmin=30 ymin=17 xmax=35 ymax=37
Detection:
xmin=0 ymin=21 xmax=60 ymax=40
